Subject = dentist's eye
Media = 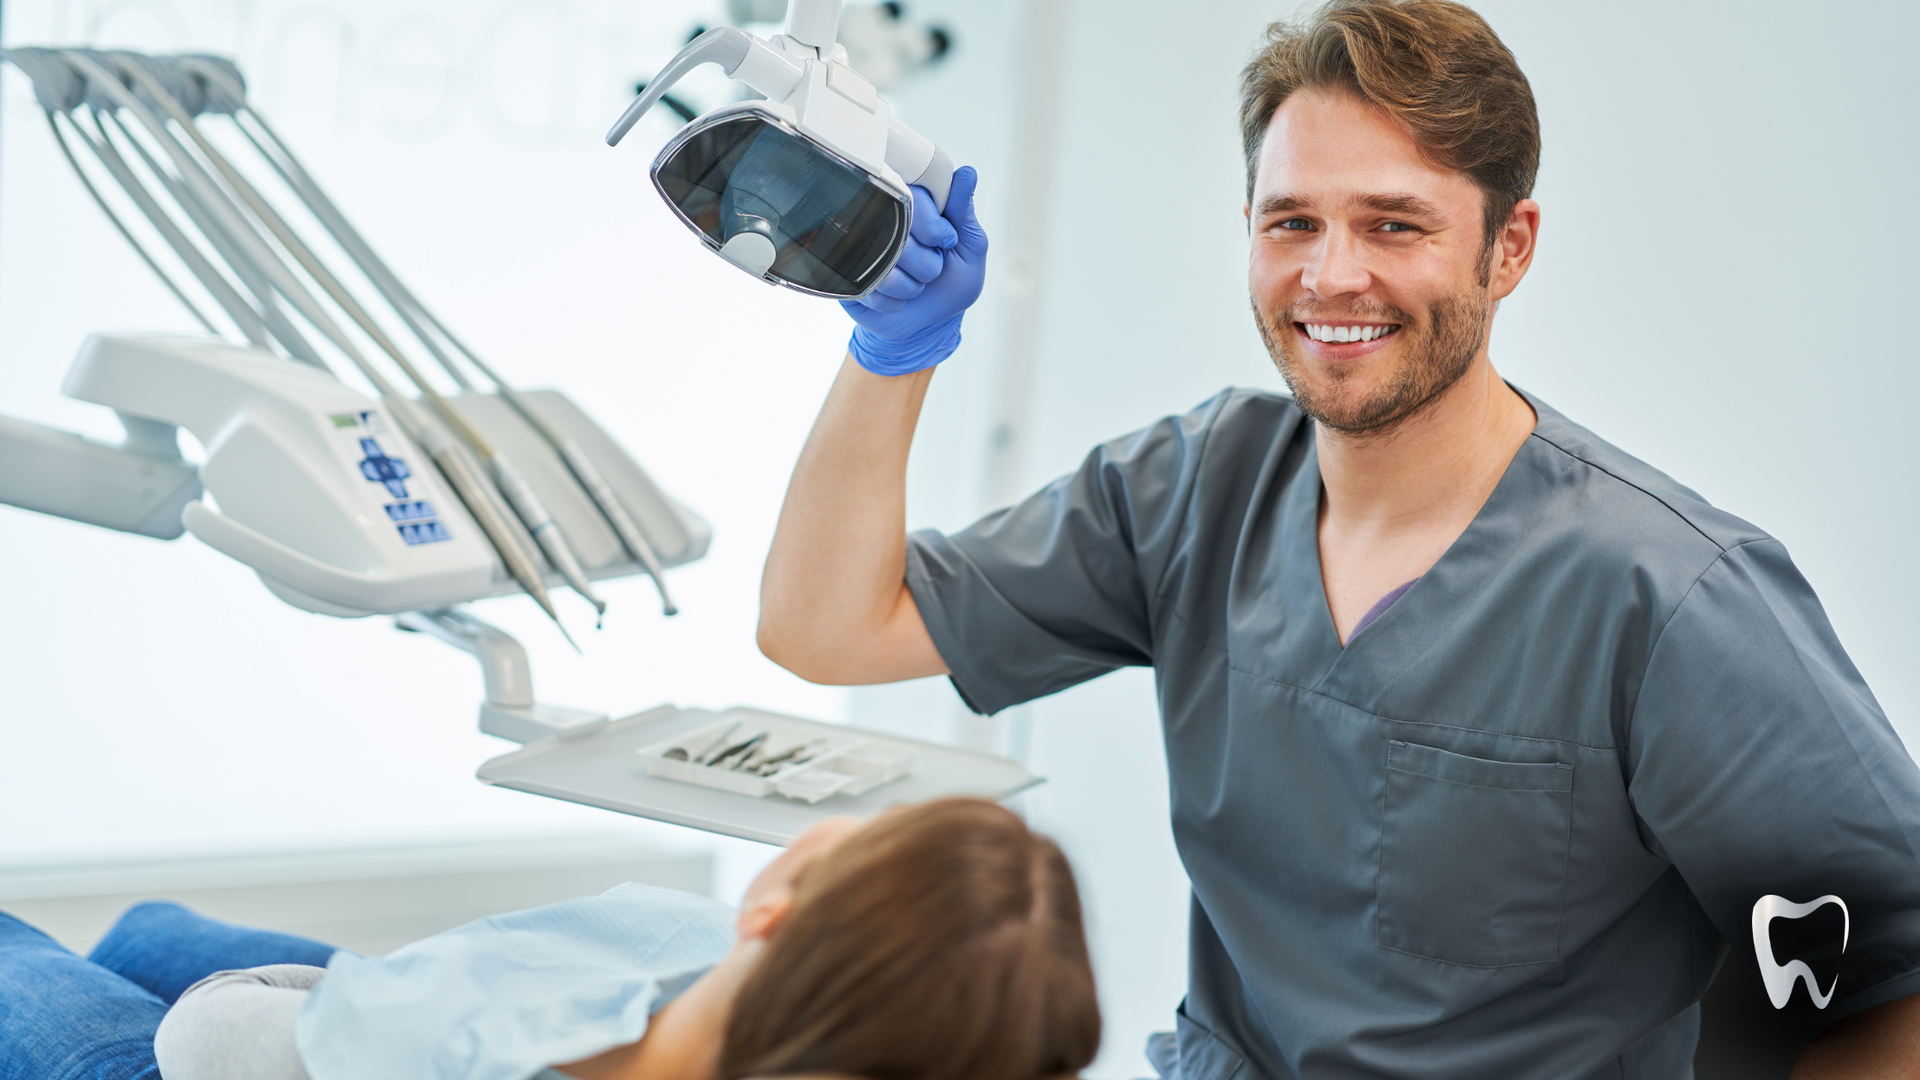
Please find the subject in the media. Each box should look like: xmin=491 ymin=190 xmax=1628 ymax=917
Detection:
xmin=1277 ymin=217 xmax=1313 ymax=231
xmin=1379 ymin=221 xmax=1415 ymax=233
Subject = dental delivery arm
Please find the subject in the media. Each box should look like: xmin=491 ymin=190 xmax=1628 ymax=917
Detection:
xmin=759 ymin=356 xmax=947 ymax=685
xmin=1790 ymin=992 xmax=1920 ymax=1079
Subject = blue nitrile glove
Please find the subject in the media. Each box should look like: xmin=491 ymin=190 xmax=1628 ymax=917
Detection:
xmin=842 ymin=165 xmax=988 ymax=376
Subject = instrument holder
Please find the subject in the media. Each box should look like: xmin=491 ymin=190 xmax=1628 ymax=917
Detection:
xmin=396 ymin=607 xmax=608 ymax=743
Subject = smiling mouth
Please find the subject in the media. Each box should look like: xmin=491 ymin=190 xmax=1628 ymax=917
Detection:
xmin=1297 ymin=322 xmax=1401 ymax=344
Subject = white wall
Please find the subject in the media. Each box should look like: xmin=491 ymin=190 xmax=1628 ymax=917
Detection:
xmin=861 ymin=0 xmax=1920 ymax=1075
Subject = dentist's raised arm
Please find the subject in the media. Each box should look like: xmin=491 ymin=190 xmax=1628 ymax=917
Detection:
xmin=758 ymin=167 xmax=988 ymax=684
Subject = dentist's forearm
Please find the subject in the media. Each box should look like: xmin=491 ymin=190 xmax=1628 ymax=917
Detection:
xmin=758 ymin=353 xmax=948 ymax=684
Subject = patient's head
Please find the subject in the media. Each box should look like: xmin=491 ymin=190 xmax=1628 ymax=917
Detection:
xmin=721 ymin=798 xmax=1100 ymax=1080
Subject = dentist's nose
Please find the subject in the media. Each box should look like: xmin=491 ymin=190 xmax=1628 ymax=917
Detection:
xmin=1300 ymin=228 xmax=1372 ymax=299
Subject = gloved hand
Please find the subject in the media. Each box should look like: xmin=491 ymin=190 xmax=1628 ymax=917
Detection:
xmin=841 ymin=165 xmax=987 ymax=376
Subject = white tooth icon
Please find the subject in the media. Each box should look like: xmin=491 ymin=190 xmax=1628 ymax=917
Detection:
xmin=1752 ymin=893 xmax=1848 ymax=1009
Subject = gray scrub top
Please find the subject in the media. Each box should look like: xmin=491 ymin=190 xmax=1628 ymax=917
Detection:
xmin=904 ymin=387 xmax=1920 ymax=1080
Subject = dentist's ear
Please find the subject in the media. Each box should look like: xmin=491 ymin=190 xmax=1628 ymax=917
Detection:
xmin=737 ymin=889 xmax=795 ymax=942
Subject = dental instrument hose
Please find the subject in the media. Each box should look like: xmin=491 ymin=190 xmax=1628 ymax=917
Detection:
xmin=191 ymin=75 xmax=678 ymax=618
xmin=42 ymin=110 xmax=217 ymax=334
xmin=60 ymin=50 xmax=575 ymax=644
xmin=114 ymin=57 xmax=607 ymax=625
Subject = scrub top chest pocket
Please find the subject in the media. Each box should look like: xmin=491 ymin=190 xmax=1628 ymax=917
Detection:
xmin=1377 ymin=741 xmax=1574 ymax=968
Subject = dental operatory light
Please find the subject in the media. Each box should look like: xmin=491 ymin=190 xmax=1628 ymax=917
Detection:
xmin=606 ymin=0 xmax=956 ymax=300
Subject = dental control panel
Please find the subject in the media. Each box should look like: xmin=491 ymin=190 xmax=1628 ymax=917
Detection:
xmin=335 ymin=412 xmax=454 ymax=547
xmin=65 ymin=334 xmax=501 ymax=616
xmin=59 ymin=334 xmax=707 ymax=618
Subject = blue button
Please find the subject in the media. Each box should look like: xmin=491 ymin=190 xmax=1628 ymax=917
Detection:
xmin=358 ymin=438 xmax=412 ymax=499
xmin=384 ymin=500 xmax=438 ymax=522
xmin=397 ymin=520 xmax=452 ymax=545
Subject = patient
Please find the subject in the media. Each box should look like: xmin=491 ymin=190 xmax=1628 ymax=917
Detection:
xmin=0 ymin=798 xmax=1099 ymax=1080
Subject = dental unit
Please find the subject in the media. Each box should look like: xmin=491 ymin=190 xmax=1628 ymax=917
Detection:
xmin=0 ymin=38 xmax=1035 ymax=844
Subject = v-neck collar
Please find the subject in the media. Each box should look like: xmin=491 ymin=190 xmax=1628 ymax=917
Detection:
xmin=1280 ymin=387 xmax=1551 ymax=706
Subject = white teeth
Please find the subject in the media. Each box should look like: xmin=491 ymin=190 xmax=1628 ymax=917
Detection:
xmin=1303 ymin=323 xmax=1394 ymax=343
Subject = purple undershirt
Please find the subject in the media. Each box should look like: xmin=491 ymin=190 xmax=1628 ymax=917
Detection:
xmin=1347 ymin=579 xmax=1418 ymax=644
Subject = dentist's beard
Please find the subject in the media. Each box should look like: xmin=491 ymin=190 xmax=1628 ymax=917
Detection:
xmin=1254 ymin=291 xmax=1488 ymax=440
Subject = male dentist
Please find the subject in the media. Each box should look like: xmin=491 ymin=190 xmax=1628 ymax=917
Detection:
xmin=756 ymin=0 xmax=1920 ymax=1075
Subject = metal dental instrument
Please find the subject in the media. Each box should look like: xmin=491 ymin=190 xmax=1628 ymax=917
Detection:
xmin=54 ymin=50 xmax=575 ymax=646
xmin=177 ymin=57 xmax=679 ymax=618
xmin=102 ymin=56 xmax=609 ymax=627
xmin=691 ymin=720 xmax=742 ymax=764
xmin=708 ymin=732 xmax=768 ymax=770
xmin=751 ymin=737 xmax=826 ymax=775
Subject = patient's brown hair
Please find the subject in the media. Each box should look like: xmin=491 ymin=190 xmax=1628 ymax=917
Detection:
xmin=1240 ymin=0 xmax=1539 ymax=251
xmin=717 ymin=798 xmax=1100 ymax=1080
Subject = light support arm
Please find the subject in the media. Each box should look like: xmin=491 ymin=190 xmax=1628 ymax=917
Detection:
xmin=605 ymin=27 xmax=803 ymax=146
xmin=783 ymin=0 xmax=845 ymax=49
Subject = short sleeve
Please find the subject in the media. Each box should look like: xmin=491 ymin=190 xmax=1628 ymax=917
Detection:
xmin=906 ymin=393 xmax=1230 ymax=715
xmin=1626 ymin=539 xmax=1920 ymax=1023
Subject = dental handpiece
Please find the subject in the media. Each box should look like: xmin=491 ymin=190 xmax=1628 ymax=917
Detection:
xmin=412 ymin=412 xmax=577 ymax=652
xmin=488 ymin=454 xmax=606 ymax=622
xmin=554 ymin=438 xmax=676 ymax=616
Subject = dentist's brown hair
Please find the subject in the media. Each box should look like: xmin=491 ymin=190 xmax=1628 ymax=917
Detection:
xmin=717 ymin=798 xmax=1100 ymax=1080
xmin=1240 ymin=0 xmax=1540 ymax=253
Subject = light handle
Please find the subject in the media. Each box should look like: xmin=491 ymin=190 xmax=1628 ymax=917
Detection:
xmin=884 ymin=115 xmax=955 ymax=213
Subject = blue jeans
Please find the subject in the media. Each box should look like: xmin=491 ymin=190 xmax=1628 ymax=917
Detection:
xmin=0 ymin=902 xmax=337 ymax=1080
